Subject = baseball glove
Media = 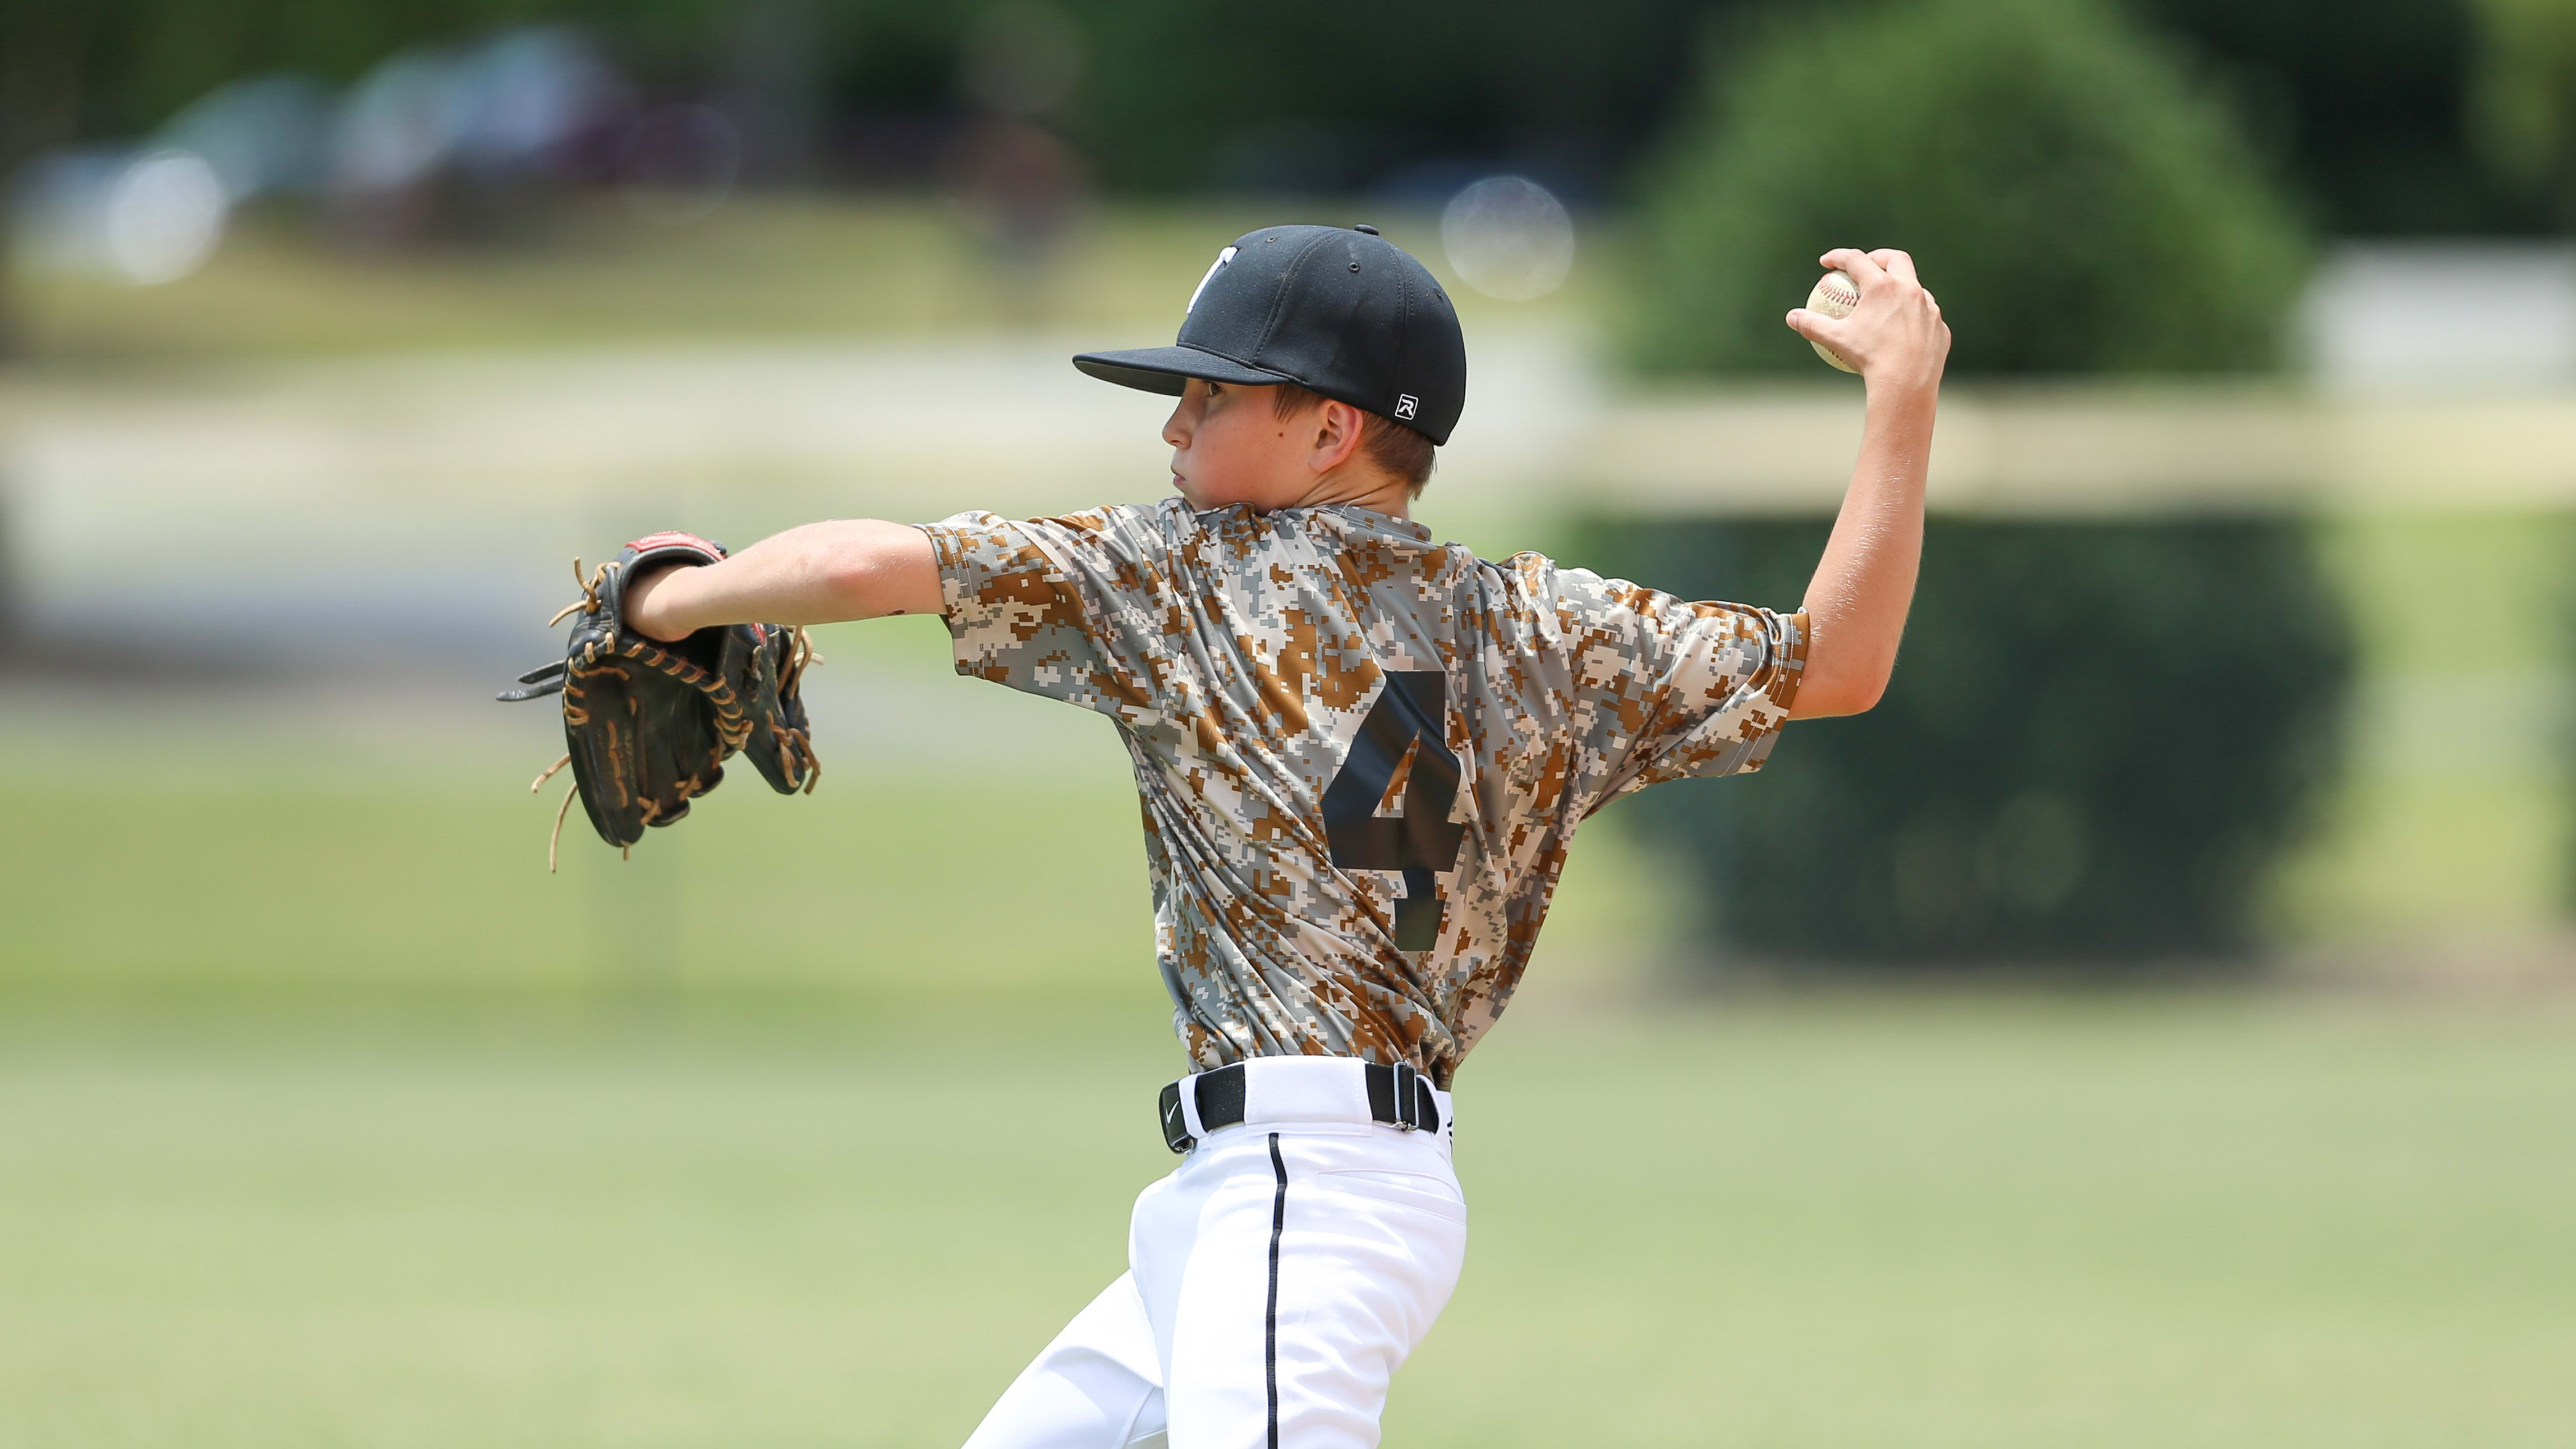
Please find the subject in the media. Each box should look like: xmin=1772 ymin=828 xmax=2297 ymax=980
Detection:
xmin=498 ymin=531 xmax=820 ymax=869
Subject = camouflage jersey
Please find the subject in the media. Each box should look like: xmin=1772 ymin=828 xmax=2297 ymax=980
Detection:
xmin=919 ymin=499 xmax=1805 ymax=1086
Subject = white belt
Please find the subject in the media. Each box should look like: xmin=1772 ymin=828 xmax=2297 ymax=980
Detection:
xmin=1158 ymin=1057 xmax=1453 ymax=1153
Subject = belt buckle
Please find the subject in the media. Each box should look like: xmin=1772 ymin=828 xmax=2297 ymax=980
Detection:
xmin=1392 ymin=1063 xmax=1419 ymax=1131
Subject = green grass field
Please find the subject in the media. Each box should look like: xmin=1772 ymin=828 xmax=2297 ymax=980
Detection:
xmin=2272 ymin=513 xmax=2576 ymax=949
xmin=0 ymin=705 xmax=1662 ymax=1012
xmin=3 ymin=998 xmax=2571 ymax=1448
xmin=8 ymin=675 xmax=2569 ymax=1446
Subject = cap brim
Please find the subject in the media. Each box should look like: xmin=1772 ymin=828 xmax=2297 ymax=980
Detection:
xmin=1071 ymin=345 xmax=1297 ymax=395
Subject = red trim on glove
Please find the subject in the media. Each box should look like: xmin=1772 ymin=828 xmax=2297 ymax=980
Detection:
xmin=627 ymin=531 xmax=727 ymax=559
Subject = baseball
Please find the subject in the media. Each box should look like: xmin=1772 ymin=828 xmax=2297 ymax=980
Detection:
xmin=1805 ymin=270 xmax=1861 ymax=373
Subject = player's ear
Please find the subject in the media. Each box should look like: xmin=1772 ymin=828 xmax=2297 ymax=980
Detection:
xmin=1311 ymin=399 xmax=1366 ymax=472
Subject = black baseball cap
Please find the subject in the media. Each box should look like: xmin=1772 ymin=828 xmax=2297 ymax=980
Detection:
xmin=1073 ymin=224 xmax=1468 ymax=445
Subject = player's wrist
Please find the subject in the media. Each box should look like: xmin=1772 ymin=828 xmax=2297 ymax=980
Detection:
xmin=625 ymin=562 xmax=698 ymax=641
xmin=1861 ymin=370 xmax=1940 ymax=415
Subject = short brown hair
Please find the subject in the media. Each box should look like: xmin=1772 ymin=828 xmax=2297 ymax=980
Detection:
xmin=1269 ymin=384 xmax=1438 ymax=497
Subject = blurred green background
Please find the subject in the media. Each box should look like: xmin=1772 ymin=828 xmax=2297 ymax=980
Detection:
xmin=6 ymin=0 xmax=2576 ymax=1445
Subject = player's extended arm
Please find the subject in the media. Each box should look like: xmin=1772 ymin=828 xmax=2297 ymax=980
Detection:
xmin=625 ymin=519 xmax=942 ymax=643
xmin=1780 ymin=247 xmax=1949 ymax=719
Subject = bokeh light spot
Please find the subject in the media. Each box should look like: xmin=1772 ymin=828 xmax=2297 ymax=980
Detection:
xmin=103 ymin=150 xmax=229 ymax=285
xmin=1440 ymin=176 xmax=1574 ymax=302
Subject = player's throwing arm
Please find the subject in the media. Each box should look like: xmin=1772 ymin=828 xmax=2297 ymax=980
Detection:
xmin=1783 ymin=246 xmax=1950 ymax=719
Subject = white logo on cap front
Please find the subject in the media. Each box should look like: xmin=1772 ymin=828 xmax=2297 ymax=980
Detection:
xmin=1395 ymin=394 xmax=1420 ymax=421
xmin=1185 ymin=246 xmax=1238 ymax=316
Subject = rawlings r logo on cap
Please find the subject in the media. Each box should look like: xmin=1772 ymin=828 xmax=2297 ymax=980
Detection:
xmin=1071 ymin=223 xmax=1468 ymax=446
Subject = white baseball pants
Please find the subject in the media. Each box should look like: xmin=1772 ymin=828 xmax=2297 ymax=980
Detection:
xmin=962 ymin=1058 xmax=1466 ymax=1449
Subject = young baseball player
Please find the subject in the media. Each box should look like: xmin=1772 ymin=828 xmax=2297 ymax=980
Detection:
xmin=620 ymin=226 xmax=1946 ymax=1447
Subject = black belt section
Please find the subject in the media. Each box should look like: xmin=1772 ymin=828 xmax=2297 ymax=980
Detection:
xmin=1159 ymin=1061 xmax=1440 ymax=1155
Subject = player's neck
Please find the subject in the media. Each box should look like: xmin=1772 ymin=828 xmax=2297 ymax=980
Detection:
xmin=1293 ymin=465 xmax=1413 ymax=521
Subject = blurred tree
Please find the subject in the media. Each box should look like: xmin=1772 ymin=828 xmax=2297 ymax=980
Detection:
xmin=721 ymin=0 xmax=825 ymax=184
xmin=1632 ymin=0 xmax=2310 ymax=376
xmin=1611 ymin=0 xmax=2353 ymax=971
xmin=0 ymin=0 xmax=1763 ymax=195
xmin=0 ymin=0 xmax=113 ymax=356
xmin=2141 ymin=0 xmax=2540 ymax=235
xmin=0 ymin=0 xmax=2545 ymax=233
xmin=1057 ymin=0 xmax=1747 ymax=193
xmin=2467 ymin=0 xmax=2576 ymax=226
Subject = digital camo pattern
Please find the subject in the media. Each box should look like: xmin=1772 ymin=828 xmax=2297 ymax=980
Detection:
xmin=920 ymin=500 xmax=1805 ymax=1086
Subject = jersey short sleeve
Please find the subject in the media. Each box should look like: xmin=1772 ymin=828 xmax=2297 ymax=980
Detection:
xmin=1499 ymin=553 xmax=1807 ymax=815
xmin=916 ymin=507 xmax=1184 ymax=729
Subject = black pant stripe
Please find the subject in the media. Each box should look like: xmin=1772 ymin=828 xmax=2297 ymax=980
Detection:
xmin=1265 ymin=1131 xmax=1287 ymax=1449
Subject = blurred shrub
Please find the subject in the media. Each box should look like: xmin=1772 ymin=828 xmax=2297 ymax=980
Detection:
xmin=1631 ymin=0 xmax=2311 ymax=376
xmin=1593 ymin=518 xmax=2353 ymax=967
xmin=2467 ymin=0 xmax=2576 ymax=225
xmin=1604 ymin=0 xmax=2346 ymax=970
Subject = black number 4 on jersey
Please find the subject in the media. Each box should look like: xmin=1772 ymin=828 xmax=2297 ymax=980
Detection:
xmin=1321 ymin=671 xmax=1466 ymax=951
